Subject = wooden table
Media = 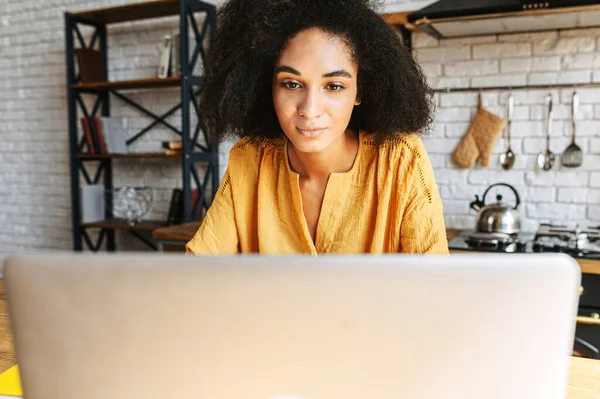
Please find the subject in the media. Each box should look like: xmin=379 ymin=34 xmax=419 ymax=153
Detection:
xmin=567 ymin=357 xmax=600 ymax=398
xmin=0 ymin=280 xmax=16 ymax=374
xmin=153 ymin=222 xmax=201 ymax=251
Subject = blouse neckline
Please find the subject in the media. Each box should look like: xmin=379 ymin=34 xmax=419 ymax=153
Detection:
xmin=283 ymin=129 xmax=364 ymax=178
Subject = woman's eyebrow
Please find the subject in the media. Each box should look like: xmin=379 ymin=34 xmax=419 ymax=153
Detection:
xmin=275 ymin=66 xmax=301 ymax=75
xmin=323 ymin=70 xmax=352 ymax=78
xmin=275 ymin=66 xmax=352 ymax=79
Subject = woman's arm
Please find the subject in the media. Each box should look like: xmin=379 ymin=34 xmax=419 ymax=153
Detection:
xmin=186 ymin=169 xmax=240 ymax=254
xmin=399 ymin=145 xmax=449 ymax=254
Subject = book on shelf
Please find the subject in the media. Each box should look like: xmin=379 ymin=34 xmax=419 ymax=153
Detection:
xmin=171 ymin=31 xmax=180 ymax=77
xmin=80 ymin=184 xmax=106 ymax=223
xmin=166 ymin=188 xmax=183 ymax=225
xmin=166 ymin=187 xmax=205 ymax=225
xmin=158 ymin=34 xmax=172 ymax=79
xmin=98 ymin=117 xmax=129 ymax=154
xmin=80 ymin=116 xmax=129 ymax=155
xmin=74 ymin=49 xmax=105 ymax=83
xmin=80 ymin=117 xmax=96 ymax=154
xmin=92 ymin=117 xmax=108 ymax=154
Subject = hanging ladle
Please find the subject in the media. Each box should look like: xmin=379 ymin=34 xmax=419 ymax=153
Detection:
xmin=537 ymin=93 xmax=555 ymax=171
xmin=500 ymin=94 xmax=515 ymax=170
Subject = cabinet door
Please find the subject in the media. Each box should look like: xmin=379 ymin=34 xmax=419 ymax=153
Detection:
xmin=580 ymin=274 xmax=600 ymax=308
xmin=575 ymin=306 xmax=600 ymax=359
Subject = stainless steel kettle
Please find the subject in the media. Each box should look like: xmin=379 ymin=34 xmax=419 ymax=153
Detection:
xmin=469 ymin=183 xmax=521 ymax=234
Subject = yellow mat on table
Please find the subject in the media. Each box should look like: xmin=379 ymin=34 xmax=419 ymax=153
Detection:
xmin=0 ymin=365 xmax=21 ymax=396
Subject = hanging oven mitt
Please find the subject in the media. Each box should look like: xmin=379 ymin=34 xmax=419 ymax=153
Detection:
xmin=452 ymin=96 xmax=506 ymax=168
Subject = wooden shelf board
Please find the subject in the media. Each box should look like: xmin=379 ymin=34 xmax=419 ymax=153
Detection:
xmin=80 ymin=218 xmax=168 ymax=232
xmin=76 ymin=152 xmax=180 ymax=160
xmin=69 ymin=0 xmax=180 ymax=24
xmin=153 ymin=221 xmax=201 ymax=241
xmin=73 ymin=76 xmax=181 ymax=91
xmin=409 ymin=4 xmax=600 ymax=25
xmin=380 ymin=12 xmax=414 ymax=28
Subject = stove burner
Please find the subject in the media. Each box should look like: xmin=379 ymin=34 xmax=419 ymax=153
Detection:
xmin=534 ymin=223 xmax=600 ymax=255
xmin=465 ymin=231 xmax=527 ymax=253
xmin=449 ymin=224 xmax=600 ymax=259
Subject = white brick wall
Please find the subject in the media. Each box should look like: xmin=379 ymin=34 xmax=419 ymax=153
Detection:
xmin=0 ymin=0 xmax=229 ymax=256
xmin=414 ymin=28 xmax=600 ymax=230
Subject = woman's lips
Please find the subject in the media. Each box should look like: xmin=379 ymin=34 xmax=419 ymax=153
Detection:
xmin=296 ymin=127 xmax=327 ymax=137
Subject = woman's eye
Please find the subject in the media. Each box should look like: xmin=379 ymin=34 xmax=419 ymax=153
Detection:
xmin=281 ymin=81 xmax=301 ymax=90
xmin=327 ymin=83 xmax=345 ymax=92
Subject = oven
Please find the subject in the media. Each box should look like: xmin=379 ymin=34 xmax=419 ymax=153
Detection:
xmin=575 ymin=274 xmax=600 ymax=359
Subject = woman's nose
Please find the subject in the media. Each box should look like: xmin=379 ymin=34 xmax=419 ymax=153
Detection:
xmin=297 ymin=89 xmax=322 ymax=118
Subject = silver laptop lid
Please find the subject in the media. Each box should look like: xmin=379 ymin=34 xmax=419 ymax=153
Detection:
xmin=4 ymin=253 xmax=580 ymax=399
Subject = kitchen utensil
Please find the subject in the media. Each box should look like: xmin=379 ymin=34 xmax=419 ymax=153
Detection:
xmin=469 ymin=183 xmax=521 ymax=234
xmin=452 ymin=94 xmax=506 ymax=169
xmin=537 ymin=93 xmax=555 ymax=171
xmin=561 ymin=90 xmax=583 ymax=168
xmin=500 ymin=94 xmax=515 ymax=170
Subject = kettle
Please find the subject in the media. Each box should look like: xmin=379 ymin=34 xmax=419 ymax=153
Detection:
xmin=469 ymin=183 xmax=521 ymax=234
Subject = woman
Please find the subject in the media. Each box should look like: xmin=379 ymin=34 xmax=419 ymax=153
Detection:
xmin=186 ymin=0 xmax=448 ymax=255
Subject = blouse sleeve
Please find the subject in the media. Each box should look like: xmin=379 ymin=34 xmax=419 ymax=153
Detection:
xmin=186 ymin=168 xmax=240 ymax=255
xmin=399 ymin=146 xmax=449 ymax=254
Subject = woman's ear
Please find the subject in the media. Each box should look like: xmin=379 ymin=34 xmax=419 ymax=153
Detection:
xmin=355 ymin=97 xmax=361 ymax=106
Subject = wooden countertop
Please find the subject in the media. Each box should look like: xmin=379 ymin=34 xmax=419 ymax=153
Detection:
xmin=567 ymin=357 xmax=600 ymax=398
xmin=153 ymin=224 xmax=600 ymax=275
xmin=446 ymin=229 xmax=600 ymax=276
xmin=0 ymin=280 xmax=599 ymax=397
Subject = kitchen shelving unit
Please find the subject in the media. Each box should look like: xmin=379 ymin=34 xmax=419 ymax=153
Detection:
xmin=65 ymin=0 xmax=218 ymax=251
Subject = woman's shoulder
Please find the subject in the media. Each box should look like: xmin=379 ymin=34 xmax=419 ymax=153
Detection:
xmin=361 ymin=131 xmax=430 ymax=164
xmin=362 ymin=131 xmax=436 ymax=198
xmin=226 ymin=135 xmax=286 ymax=173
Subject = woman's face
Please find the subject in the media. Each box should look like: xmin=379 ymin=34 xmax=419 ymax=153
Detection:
xmin=272 ymin=28 xmax=360 ymax=153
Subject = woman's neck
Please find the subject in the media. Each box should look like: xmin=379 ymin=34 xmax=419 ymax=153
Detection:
xmin=288 ymin=128 xmax=359 ymax=179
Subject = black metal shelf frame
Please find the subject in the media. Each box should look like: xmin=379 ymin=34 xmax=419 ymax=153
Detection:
xmin=65 ymin=0 xmax=219 ymax=252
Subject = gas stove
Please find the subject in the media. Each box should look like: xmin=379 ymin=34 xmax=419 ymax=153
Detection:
xmin=448 ymin=223 xmax=600 ymax=260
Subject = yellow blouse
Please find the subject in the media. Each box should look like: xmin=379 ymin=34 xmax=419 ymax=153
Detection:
xmin=186 ymin=131 xmax=449 ymax=255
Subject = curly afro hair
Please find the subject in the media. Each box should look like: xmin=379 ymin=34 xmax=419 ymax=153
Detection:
xmin=200 ymin=0 xmax=434 ymax=143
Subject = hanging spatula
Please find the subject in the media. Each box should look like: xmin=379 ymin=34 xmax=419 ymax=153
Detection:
xmin=561 ymin=90 xmax=583 ymax=168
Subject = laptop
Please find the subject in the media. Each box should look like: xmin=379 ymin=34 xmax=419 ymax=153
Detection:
xmin=3 ymin=252 xmax=580 ymax=399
